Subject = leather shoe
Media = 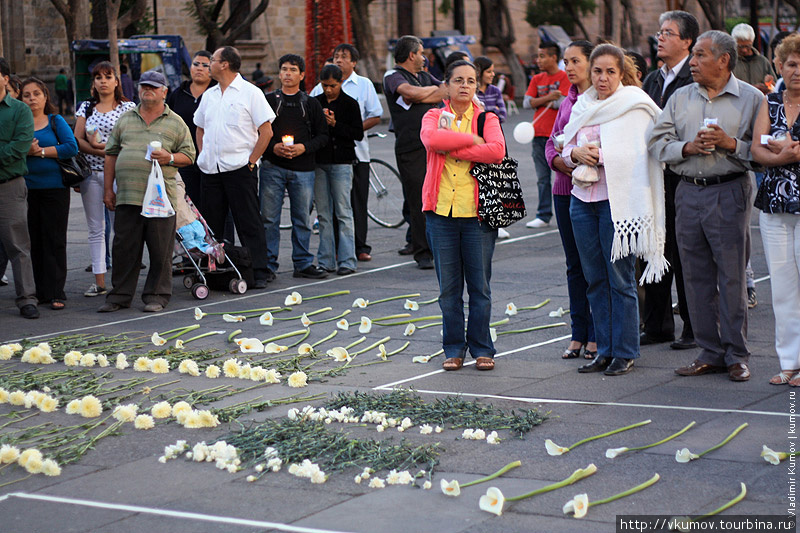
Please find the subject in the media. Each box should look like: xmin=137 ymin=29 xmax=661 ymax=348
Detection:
xmin=670 ymin=337 xmax=697 ymax=350
xmin=357 ymin=252 xmax=372 ymax=262
xmin=604 ymin=357 xmax=634 ymax=376
xmin=728 ymin=363 xmax=751 ymax=382
xmin=97 ymin=302 xmax=122 ymax=313
xmin=639 ymin=332 xmax=674 ymax=345
xmin=20 ymin=304 xmax=40 ymax=319
xmin=293 ymin=265 xmax=328 ymax=279
xmin=336 ymin=267 xmax=355 ymax=276
xmin=675 ymin=359 xmax=726 ymax=376
xmin=398 ymin=244 xmax=414 ymax=255
xmin=417 ymin=257 xmax=434 ymax=270
xmin=578 ymin=357 xmax=611 ymax=373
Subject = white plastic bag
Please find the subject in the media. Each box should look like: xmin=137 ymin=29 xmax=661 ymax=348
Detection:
xmin=141 ymin=160 xmax=175 ymax=218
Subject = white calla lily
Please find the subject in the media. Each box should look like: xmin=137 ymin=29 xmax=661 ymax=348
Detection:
xmin=545 ymin=439 xmax=569 ymax=456
xmin=151 ymin=333 xmax=167 ymax=346
xmin=479 ymin=487 xmax=505 ymax=516
xmin=490 ymin=328 xmax=497 ymax=342
xmin=359 ymin=317 xmax=372 ymax=334
xmin=404 ymin=299 xmax=419 ymax=311
xmin=174 ymin=340 xmax=185 ymax=349
xmin=412 ymin=355 xmax=430 ymax=364
xmin=440 ymin=479 xmax=461 ymax=497
xmin=285 ymin=291 xmax=303 ymax=306
xmin=761 ymin=445 xmax=786 ymax=465
xmin=301 ymin=313 xmax=312 ymax=327
xmin=563 ymin=494 xmax=589 ymax=518
xmin=223 ymin=314 xmax=246 ymax=322
xmin=259 ymin=312 xmax=274 ymax=326
xmin=352 ymin=297 xmax=369 ymax=308
xmin=239 ymin=339 xmax=265 ymax=354
xmin=327 ymin=347 xmax=351 ymax=362
xmin=194 ymin=307 xmax=207 ymax=320
xmin=336 ymin=318 xmax=349 ymax=330
xmin=404 ymin=323 xmax=416 ymax=336
xmin=675 ymin=448 xmax=700 ymax=463
xmin=264 ymin=342 xmax=287 ymax=354
xmin=505 ymin=303 xmax=517 ymax=316
xmin=549 ymin=307 xmax=568 ymax=318
xmin=606 ymin=447 xmax=629 ymax=459
xmin=298 ymin=343 xmax=314 ymax=355
xmin=376 ymin=344 xmax=388 ymax=360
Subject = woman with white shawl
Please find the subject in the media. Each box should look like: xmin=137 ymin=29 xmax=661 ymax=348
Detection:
xmin=561 ymin=44 xmax=667 ymax=377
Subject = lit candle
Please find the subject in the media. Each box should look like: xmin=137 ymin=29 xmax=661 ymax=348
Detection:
xmin=282 ymin=135 xmax=294 ymax=146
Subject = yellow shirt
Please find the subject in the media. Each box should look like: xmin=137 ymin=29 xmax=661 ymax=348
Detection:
xmin=435 ymin=106 xmax=477 ymax=217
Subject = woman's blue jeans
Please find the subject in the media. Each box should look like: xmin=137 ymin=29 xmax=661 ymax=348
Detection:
xmin=425 ymin=212 xmax=497 ymax=359
xmin=569 ymin=198 xmax=639 ymax=360
xmin=554 ymin=194 xmax=595 ymax=344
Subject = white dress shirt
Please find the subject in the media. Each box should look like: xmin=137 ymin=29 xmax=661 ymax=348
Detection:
xmin=194 ymin=73 xmax=276 ymax=174
xmin=660 ymin=55 xmax=690 ymax=97
xmin=310 ymin=71 xmax=384 ymax=162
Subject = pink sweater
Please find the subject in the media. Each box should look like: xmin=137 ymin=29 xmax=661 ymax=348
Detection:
xmin=419 ymin=101 xmax=506 ymax=212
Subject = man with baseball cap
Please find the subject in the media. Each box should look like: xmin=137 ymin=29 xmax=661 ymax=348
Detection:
xmin=98 ymin=70 xmax=196 ymax=313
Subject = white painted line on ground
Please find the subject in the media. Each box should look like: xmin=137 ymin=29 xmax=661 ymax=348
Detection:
xmin=496 ymin=228 xmax=559 ymax=245
xmin=396 ymin=389 xmax=790 ymax=418
xmin=1 ymin=492 xmax=354 ymax=533
xmin=755 ymin=275 xmax=770 ymax=283
xmin=374 ymin=334 xmax=571 ymax=390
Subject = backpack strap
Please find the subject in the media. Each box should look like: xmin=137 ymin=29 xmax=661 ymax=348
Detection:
xmin=476 ymin=111 xmax=508 ymax=157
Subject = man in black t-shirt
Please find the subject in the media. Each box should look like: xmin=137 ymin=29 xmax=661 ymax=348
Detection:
xmin=383 ymin=35 xmax=446 ymax=269
xmin=261 ymin=54 xmax=329 ymax=279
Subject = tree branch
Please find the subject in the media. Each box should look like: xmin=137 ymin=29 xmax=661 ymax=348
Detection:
xmin=222 ymin=0 xmax=271 ymax=45
xmin=118 ymin=0 xmax=149 ymax=30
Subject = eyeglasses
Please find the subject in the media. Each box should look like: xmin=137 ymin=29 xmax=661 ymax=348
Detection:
xmin=192 ymin=61 xmax=211 ymax=68
xmin=655 ymin=29 xmax=679 ymax=39
xmin=451 ymin=77 xmax=477 ymax=87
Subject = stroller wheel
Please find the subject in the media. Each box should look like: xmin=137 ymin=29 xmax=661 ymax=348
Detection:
xmin=183 ymin=275 xmax=194 ymax=289
xmin=229 ymin=278 xmax=248 ymax=294
xmin=192 ymin=284 xmax=209 ymax=300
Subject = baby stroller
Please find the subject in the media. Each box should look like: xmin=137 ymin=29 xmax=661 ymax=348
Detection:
xmin=173 ymin=182 xmax=248 ymax=300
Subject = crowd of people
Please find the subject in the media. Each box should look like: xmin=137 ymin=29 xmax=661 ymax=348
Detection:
xmin=0 ymin=12 xmax=798 ymax=386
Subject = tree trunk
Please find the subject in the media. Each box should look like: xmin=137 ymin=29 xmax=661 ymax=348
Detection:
xmin=563 ymin=1 xmax=591 ymax=40
xmin=619 ymin=0 xmax=642 ymax=51
xmin=696 ymin=0 xmax=725 ymax=30
xmin=118 ymin=0 xmax=149 ymax=32
xmin=48 ymin=0 xmax=89 ymax=79
xmin=350 ymin=0 xmax=381 ymax=81
xmin=107 ymin=0 xmax=123 ymax=75
xmin=221 ymin=0 xmax=271 ymax=46
xmin=478 ymin=0 xmax=526 ymax=98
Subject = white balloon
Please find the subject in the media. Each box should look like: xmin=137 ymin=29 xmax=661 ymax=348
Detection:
xmin=513 ymin=121 xmax=535 ymax=144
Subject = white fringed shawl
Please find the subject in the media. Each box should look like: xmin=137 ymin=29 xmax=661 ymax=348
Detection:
xmin=563 ymin=84 xmax=668 ymax=284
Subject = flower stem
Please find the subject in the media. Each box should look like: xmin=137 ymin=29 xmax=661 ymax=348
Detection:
xmin=262 ymin=329 xmax=310 ymax=344
xmin=387 ymin=341 xmax=410 ymax=356
xmin=183 ymin=330 xmax=226 ymax=344
xmin=568 ymin=420 xmax=651 ymax=450
xmin=285 ymin=329 xmax=312 ymax=348
xmin=206 ymin=307 xmax=281 ymax=315
xmin=163 ymin=325 xmax=200 ymax=340
xmin=419 ymin=297 xmax=439 ymax=305
xmin=306 ymin=290 xmax=350 ymax=300
xmin=498 ymin=322 xmax=568 ymax=335
xmin=417 ymin=321 xmax=443 ymax=329
xmin=345 ymin=337 xmax=366 ymax=350
xmin=507 ymin=465 xmax=597 ymax=502
xmin=375 ymin=315 xmax=442 ymax=326
xmin=519 ymin=298 xmax=551 ymax=310
xmin=227 ymin=329 xmax=242 ymax=343
xmin=590 ymin=473 xmax=660 ymax=507
xmin=489 ymin=318 xmax=510 ymax=327
xmin=311 ymin=330 xmax=338 ymax=348
xmin=697 ymin=423 xmax=748 ymax=458
xmin=275 ymin=307 xmax=332 ymax=321
xmin=461 ymin=460 xmax=522 ymax=488
xmin=370 ymin=293 xmax=421 ymax=305
xmin=697 ymin=482 xmax=747 ymax=519
xmin=628 ymin=421 xmax=696 ymax=452
xmin=352 ymin=336 xmax=392 ymax=356
xmin=312 ymin=309 xmax=351 ymax=324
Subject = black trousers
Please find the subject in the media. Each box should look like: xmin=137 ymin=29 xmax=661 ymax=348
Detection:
xmin=179 ymin=164 xmax=206 ymax=215
xmin=27 ymin=187 xmax=70 ymax=302
xmin=395 ymin=147 xmax=431 ymax=262
xmin=108 ymin=205 xmax=176 ymax=307
xmin=641 ymin=172 xmax=693 ymax=339
xmin=202 ymin=165 xmax=269 ymax=276
xmin=352 ymin=161 xmax=371 ymax=255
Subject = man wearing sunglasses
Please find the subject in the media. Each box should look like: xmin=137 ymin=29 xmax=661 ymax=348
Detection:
xmin=166 ymin=51 xmax=217 ymax=212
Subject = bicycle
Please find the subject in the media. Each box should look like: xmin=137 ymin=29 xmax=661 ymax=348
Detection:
xmin=366 ymin=132 xmax=405 ymax=228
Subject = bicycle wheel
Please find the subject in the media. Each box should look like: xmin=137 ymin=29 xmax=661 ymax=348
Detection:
xmin=367 ymin=159 xmax=405 ymax=228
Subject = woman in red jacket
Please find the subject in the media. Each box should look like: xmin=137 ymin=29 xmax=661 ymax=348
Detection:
xmin=420 ymin=60 xmax=506 ymax=371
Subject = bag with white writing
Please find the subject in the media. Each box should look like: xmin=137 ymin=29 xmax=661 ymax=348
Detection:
xmin=141 ymin=160 xmax=175 ymax=218
xmin=471 ymin=112 xmax=526 ymax=229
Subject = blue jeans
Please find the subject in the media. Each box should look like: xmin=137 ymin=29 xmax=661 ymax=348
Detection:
xmin=425 ymin=212 xmax=497 ymax=359
xmin=259 ymin=162 xmax=315 ymax=272
xmin=315 ymin=164 xmax=356 ymax=271
xmin=570 ymin=198 xmax=639 ymax=360
xmin=532 ymin=136 xmax=552 ymax=222
xmin=554 ymin=194 xmax=594 ymax=344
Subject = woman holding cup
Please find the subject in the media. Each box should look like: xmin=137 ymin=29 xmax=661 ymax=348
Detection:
xmin=74 ymin=61 xmax=135 ymax=298
xmin=545 ymin=40 xmax=598 ymax=361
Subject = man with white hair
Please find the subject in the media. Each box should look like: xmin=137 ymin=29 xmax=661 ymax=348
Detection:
xmin=731 ymin=22 xmax=775 ymax=94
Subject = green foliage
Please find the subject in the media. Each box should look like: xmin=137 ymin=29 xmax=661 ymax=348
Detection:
xmin=183 ymin=0 xmax=217 ymax=37
xmin=438 ymin=0 xmax=452 ymax=16
xmin=133 ymin=6 xmax=155 ymax=34
xmin=525 ymin=0 xmax=596 ymax=35
xmin=724 ymin=16 xmax=773 ymax=35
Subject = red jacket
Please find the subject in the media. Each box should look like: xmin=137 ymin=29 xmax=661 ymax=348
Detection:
xmin=420 ymin=101 xmax=506 ymax=213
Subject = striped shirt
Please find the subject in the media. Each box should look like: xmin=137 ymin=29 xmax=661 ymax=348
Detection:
xmin=105 ymin=104 xmax=195 ymax=207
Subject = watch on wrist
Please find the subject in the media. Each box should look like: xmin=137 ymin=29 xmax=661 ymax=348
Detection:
xmin=248 ymin=162 xmax=256 ymax=171
xmin=41 ymin=149 xmax=45 ymax=158
xmin=169 ymin=153 xmax=175 ymax=166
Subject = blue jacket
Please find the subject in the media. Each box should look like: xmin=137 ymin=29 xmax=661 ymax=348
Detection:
xmin=25 ymin=114 xmax=78 ymax=189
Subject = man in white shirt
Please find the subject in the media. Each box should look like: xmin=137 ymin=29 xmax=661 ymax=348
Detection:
xmin=310 ymin=44 xmax=384 ymax=261
xmin=194 ymin=46 xmax=276 ymax=288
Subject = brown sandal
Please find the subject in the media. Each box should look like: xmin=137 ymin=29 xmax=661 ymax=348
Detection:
xmin=442 ymin=357 xmax=464 ymax=371
xmin=475 ymin=357 xmax=495 ymax=371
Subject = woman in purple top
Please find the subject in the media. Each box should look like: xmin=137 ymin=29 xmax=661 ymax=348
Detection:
xmin=474 ymin=56 xmax=507 ymax=123
xmin=545 ymin=40 xmax=597 ymax=360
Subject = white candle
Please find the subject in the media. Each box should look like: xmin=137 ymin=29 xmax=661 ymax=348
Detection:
xmin=282 ymin=135 xmax=294 ymax=146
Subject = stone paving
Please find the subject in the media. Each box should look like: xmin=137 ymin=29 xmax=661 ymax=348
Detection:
xmin=0 ymin=110 xmax=791 ymax=533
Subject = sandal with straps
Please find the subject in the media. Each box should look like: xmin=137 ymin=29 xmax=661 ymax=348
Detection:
xmin=442 ymin=357 xmax=464 ymax=371
xmin=475 ymin=357 xmax=495 ymax=371
xmin=562 ymin=346 xmax=583 ymax=359
xmin=771 ymin=369 xmax=800 ymax=385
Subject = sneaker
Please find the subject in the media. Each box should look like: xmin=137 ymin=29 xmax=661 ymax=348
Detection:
xmin=525 ymin=218 xmax=549 ymax=228
xmin=97 ymin=302 xmax=122 ymax=313
xmin=312 ymin=218 xmax=320 ymax=234
xmin=497 ymin=228 xmax=511 ymax=239
xmin=747 ymin=287 xmax=757 ymax=309
xmin=84 ymin=284 xmax=107 ymax=297
xmin=143 ymin=303 xmax=164 ymax=313
xmin=0 ymin=275 xmax=7 ymax=286
xmin=293 ymin=265 xmax=328 ymax=279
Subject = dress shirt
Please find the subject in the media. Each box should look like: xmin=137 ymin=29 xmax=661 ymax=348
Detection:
xmin=193 ymin=73 xmax=275 ymax=174
xmin=648 ymin=73 xmax=764 ymax=178
xmin=660 ymin=55 xmax=689 ymax=97
xmin=435 ymin=105 xmax=476 ymax=217
xmin=310 ymin=72 xmax=383 ymax=162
